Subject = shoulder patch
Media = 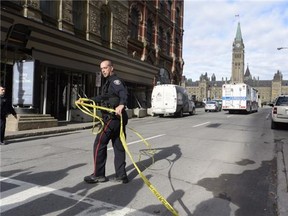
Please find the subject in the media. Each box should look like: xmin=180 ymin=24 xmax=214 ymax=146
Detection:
xmin=113 ymin=80 xmax=121 ymax=85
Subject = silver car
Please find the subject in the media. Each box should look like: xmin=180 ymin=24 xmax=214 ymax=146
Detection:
xmin=205 ymin=100 xmax=221 ymax=112
xmin=270 ymin=95 xmax=288 ymax=129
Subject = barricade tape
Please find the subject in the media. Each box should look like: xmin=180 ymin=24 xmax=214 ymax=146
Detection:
xmin=75 ymin=98 xmax=179 ymax=216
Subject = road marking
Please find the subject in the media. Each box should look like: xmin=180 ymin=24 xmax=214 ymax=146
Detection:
xmin=0 ymin=177 xmax=154 ymax=215
xmin=107 ymin=134 xmax=166 ymax=151
xmin=192 ymin=122 xmax=210 ymax=127
xmin=1 ymin=185 xmax=56 ymax=209
xmin=1 ymin=135 xmax=166 ymax=214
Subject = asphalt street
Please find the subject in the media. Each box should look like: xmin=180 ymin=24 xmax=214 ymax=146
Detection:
xmin=1 ymin=110 xmax=288 ymax=216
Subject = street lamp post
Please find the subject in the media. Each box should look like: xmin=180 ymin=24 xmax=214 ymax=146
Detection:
xmin=277 ymin=47 xmax=288 ymax=50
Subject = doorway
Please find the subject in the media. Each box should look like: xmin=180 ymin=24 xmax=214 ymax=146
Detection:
xmin=46 ymin=69 xmax=69 ymax=121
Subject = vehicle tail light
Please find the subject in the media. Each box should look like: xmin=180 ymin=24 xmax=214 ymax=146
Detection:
xmin=273 ymin=107 xmax=277 ymax=114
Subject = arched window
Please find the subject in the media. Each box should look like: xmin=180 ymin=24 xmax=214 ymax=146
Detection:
xmin=147 ymin=19 xmax=153 ymax=46
xmin=174 ymin=37 xmax=179 ymax=57
xmin=158 ymin=27 xmax=164 ymax=50
xmin=100 ymin=6 xmax=111 ymax=47
xmin=175 ymin=7 xmax=180 ymax=27
xmin=166 ymin=32 xmax=171 ymax=56
xmin=159 ymin=0 xmax=165 ymax=14
xmin=130 ymin=8 xmax=139 ymax=40
xmin=167 ymin=0 xmax=172 ymax=19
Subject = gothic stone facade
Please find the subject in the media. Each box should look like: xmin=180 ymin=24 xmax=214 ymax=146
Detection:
xmin=184 ymin=71 xmax=288 ymax=105
xmin=183 ymin=22 xmax=287 ymax=104
xmin=1 ymin=0 xmax=184 ymax=120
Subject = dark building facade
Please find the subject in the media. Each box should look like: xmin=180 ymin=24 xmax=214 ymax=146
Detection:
xmin=1 ymin=0 xmax=184 ymax=123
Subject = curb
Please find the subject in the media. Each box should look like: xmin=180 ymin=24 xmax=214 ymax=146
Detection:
xmin=277 ymin=141 xmax=288 ymax=216
xmin=5 ymin=125 xmax=94 ymax=140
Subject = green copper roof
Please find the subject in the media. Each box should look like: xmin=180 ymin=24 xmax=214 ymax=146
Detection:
xmin=235 ymin=22 xmax=242 ymax=41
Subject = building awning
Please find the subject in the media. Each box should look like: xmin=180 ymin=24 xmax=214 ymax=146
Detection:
xmin=32 ymin=49 xmax=98 ymax=74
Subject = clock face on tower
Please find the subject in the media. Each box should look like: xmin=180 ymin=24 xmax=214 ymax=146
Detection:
xmin=236 ymin=43 xmax=241 ymax=48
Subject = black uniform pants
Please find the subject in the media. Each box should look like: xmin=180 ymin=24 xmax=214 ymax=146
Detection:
xmin=92 ymin=111 xmax=128 ymax=178
xmin=0 ymin=117 xmax=6 ymax=142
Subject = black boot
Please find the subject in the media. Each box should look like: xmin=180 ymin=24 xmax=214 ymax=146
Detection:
xmin=110 ymin=175 xmax=129 ymax=184
xmin=84 ymin=175 xmax=107 ymax=184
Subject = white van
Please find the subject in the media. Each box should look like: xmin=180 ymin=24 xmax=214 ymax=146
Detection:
xmin=151 ymin=84 xmax=196 ymax=117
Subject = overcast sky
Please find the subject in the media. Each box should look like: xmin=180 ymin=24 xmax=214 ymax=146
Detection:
xmin=182 ymin=0 xmax=288 ymax=82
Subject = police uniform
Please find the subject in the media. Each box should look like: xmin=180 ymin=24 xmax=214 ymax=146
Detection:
xmin=85 ymin=74 xmax=128 ymax=183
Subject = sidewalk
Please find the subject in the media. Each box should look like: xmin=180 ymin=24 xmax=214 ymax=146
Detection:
xmin=3 ymin=122 xmax=288 ymax=215
xmin=5 ymin=122 xmax=94 ymax=140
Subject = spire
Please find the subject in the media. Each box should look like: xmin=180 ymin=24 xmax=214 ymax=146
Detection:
xmin=244 ymin=65 xmax=250 ymax=77
xmin=273 ymin=70 xmax=282 ymax=81
xmin=235 ymin=22 xmax=242 ymax=41
xmin=244 ymin=65 xmax=252 ymax=81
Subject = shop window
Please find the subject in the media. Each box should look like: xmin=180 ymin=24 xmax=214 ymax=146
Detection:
xmin=70 ymin=74 xmax=87 ymax=109
xmin=69 ymin=84 xmax=82 ymax=109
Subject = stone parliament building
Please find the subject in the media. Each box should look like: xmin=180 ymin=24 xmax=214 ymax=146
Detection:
xmin=183 ymin=22 xmax=288 ymax=105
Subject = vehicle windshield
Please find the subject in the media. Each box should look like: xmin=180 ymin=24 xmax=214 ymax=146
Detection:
xmin=206 ymin=101 xmax=216 ymax=104
xmin=276 ymin=97 xmax=288 ymax=106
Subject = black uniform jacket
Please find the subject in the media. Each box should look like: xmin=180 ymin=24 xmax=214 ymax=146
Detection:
xmin=92 ymin=74 xmax=128 ymax=108
xmin=0 ymin=96 xmax=16 ymax=119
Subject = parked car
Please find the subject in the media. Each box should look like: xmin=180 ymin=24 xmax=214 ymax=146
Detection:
xmin=205 ymin=100 xmax=221 ymax=112
xmin=269 ymin=95 xmax=288 ymax=129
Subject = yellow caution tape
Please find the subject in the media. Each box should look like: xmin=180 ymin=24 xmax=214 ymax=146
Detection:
xmin=75 ymin=98 xmax=179 ymax=216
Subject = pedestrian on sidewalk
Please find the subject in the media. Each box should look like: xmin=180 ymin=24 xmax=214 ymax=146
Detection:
xmin=0 ymin=85 xmax=17 ymax=145
xmin=79 ymin=60 xmax=129 ymax=184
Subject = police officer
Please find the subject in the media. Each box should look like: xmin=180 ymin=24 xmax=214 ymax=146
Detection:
xmin=84 ymin=60 xmax=129 ymax=184
xmin=0 ymin=85 xmax=17 ymax=145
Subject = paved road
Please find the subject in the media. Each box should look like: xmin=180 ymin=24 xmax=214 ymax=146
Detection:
xmin=1 ymin=107 xmax=287 ymax=215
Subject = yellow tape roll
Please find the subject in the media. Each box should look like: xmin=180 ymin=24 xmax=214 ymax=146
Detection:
xmin=75 ymin=98 xmax=179 ymax=216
